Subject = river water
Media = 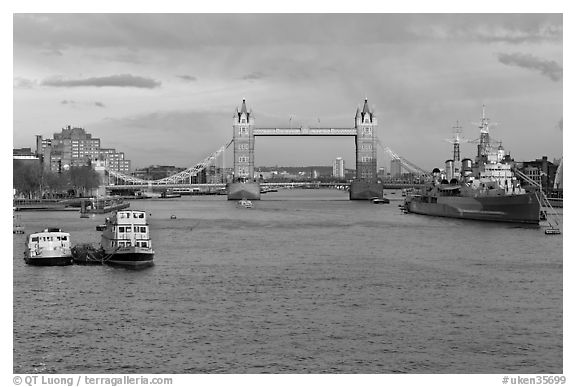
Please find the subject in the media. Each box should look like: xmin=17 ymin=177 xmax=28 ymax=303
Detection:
xmin=12 ymin=189 xmax=563 ymax=374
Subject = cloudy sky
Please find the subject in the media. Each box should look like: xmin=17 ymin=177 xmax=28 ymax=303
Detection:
xmin=13 ymin=13 xmax=563 ymax=170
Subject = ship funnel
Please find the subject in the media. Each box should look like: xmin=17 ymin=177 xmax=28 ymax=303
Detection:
xmin=461 ymin=158 xmax=472 ymax=174
xmin=461 ymin=158 xmax=473 ymax=183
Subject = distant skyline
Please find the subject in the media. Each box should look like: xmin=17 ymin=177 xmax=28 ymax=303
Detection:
xmin=13 ymin=13 xmax=563 ymax=170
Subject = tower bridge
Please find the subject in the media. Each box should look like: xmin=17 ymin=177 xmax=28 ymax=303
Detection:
xmin=228 ymin=98 xmax=380 ymax=200
xmin=104 ymin=98 xmax=428 ymax=199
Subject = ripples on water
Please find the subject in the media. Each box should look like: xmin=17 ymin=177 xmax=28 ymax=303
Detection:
xmin=13 ymin=190 xmax=563 ymax=373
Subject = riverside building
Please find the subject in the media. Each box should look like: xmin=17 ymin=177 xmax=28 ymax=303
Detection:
xmin=35 ymin=126 xmax=131 ymax=173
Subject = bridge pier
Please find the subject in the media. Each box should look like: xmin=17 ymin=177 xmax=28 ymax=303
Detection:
xmin=349 ymin=179 xmax=383 ymax=200
xmin=227 ymin=181 xmax=261 ymax=200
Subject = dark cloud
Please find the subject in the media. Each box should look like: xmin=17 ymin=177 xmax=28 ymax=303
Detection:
xmin=60 ymin=100 xmax=105 ymax=108
xmin=176 ymin=75 xmax=197 ymax=82
xmin=14 ymin=14 xmax=562 ymax=51
xmin=431 ymin=15 xmax=563 ymax=44
xmin=41 ymin=74 xmax=161 ymax=88
xmin=497 ymin=52 xmax=562 ymax=81
xmin=242 ymin=71 xmax=266 ymax=81
xmin=41 ymin=48 xmax=63 ymax=56
xmin=13 ymin=77 xmax=36 ymax=89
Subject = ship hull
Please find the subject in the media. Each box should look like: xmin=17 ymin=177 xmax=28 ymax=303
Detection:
xmin=106 ymin=253 xmax=155 ymax=267
xmin=405 ymin=192 xmax=540 ymax=224
xmin=24 ymin=255 xmax=73 ymax=266
xmin=104 ymin=248 xmax=155 ymax=268
xmin=227 ymin=182 xmax=261 ymax=200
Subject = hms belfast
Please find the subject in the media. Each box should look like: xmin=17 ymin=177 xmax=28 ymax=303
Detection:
xmin=404 ymin=107 xmax=541 ymax=224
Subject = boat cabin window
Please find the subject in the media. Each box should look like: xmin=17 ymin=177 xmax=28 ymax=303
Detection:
xmin=118 ymin=226 xmax=131 ymax=233
xmin=138 ymin=241 xmax=148 ymax=248
xmin=135 ymin=226 xmax=147 ymax=233
xmin=31 ymin=237 xmax=39 ymax=242
xmin=137 ymin=213 xmax=144 ymax=219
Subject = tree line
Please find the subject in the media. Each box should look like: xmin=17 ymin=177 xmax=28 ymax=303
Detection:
xmin=13 ymin=160 xmax=101 ymax=199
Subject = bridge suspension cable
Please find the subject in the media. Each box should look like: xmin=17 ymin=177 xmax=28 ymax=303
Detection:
xmin=106 ymin=140 xmax=233 ymax=185
xmin=374 ymin=137 xmax=430 ymax=177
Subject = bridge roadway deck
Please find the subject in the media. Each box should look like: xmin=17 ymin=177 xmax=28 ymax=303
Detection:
xmin=253 ymin=127 xmax=357 ymax=136
xmin=106 ymin=182 xmax=424 ymax=190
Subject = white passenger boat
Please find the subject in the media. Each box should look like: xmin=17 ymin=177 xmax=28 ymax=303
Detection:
xmin=237 ymin=198 xmax=254 ymax=208
xmin=24 ymin=228 xmax=73 ymax=266
xmin=100 ymin=210 xmax=155 ymax=267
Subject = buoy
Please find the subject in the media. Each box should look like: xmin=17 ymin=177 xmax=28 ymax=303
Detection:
xmin=170 ymin=215 xmax=177 ymax=219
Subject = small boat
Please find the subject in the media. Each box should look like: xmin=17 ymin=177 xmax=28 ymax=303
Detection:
xmin=370 ymin=197 xmax=390 ymax=204
xmin=100 ymin=210 xmax=155 ymax=267
xmin=544 ymin=228 xmax=561 ymax=235
xmin=13 ymin=214 xmax=25 ymax=234
xmin=160 ymin=190 xmax=181 ymax=199
xmin=237 ymin=198 xmax=254 ymax=208
xmin=71 ymin=243 xmax=105 ymax=265
xmin=24 ymin=228 xmax=74 ymax=266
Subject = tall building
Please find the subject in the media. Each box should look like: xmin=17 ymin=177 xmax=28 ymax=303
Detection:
xmin=36 ymin=125 xmax=131 ymax=173
xmin=390 ymin=159 xmax=402 ymax=178
xmin=333 ymin=157 xmax=345 ymax=178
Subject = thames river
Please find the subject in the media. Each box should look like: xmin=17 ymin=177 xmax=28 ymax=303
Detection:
xmin=13 ymin=189 xmax=563 ymax=373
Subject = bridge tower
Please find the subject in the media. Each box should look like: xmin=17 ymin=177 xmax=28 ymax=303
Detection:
xmin=228 ymin=99 xmax=261 ymax=200
xmin=350 ymin=98 xmax=383 ymax=199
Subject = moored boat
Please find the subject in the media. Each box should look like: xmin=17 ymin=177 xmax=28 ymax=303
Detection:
xmin=100 ymin=210 xmax=155 ymax=267
xmin=13 ymin=214 xmax=25 ymax=234
xmin=405 ymin=185 xmax=540 ymax=224
xmin=160 ymin=190 xmax=181 ymax=199
xmin=237 ymin=198 xmax=254 ymax=208
xmin=24 ymin=228 xmax=73 ymax=266
xmin=404 ymin=106 xmax=541 ymax=225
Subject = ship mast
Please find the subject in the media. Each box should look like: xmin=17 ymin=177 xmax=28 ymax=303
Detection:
xmin=451 ymin=120 xmax=463 ymax=161
xmin=477 ymin=104 xmax=491 ymax=158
